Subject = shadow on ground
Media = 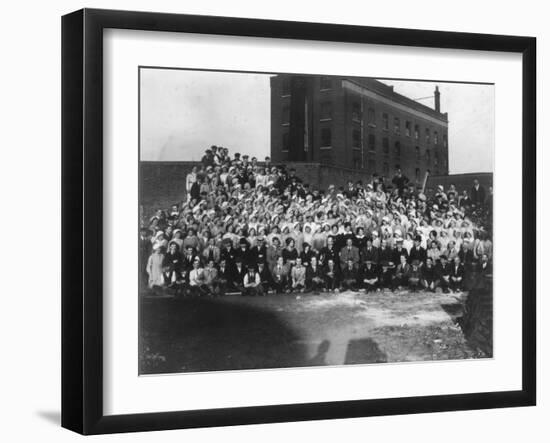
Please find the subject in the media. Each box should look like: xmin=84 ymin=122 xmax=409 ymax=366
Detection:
xmin=140 ymin=296 xmax=311 ymax=374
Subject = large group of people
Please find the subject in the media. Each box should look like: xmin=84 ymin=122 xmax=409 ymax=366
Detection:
xmin=140 ymin=145 xmax=493 ymax=297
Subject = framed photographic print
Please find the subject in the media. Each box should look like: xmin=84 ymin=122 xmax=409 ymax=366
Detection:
xmin=61 ymin=8 xmax=536 ymax=435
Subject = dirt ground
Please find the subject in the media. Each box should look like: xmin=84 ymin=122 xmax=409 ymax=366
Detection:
xmin=139 ymin=289 xmax=486 ymax=374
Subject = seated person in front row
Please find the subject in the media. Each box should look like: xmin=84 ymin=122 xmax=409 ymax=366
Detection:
xmin=393 ymin=255 xmax=410 ymax=289
xmin=449 ymin=255 xmax=465 ymax=292
xmin=408 ymin=260 xmax=422 ymax=292
xmin=291 ymin=257 xmax=307 ymax=293
xmin=436 ymin=255 xmax=451 ymax=293
xmin=202 ymin=259 xmax=218 ymax=295
xmin=361 ymin=260 xmax=378 ymax=292
xmin=378 ymin=261 xmax=396 ymax=291
xmin=216 ymin=258 xmax=233 ymax=295
xmin=324 ymin=258 xmax=340 ymax=292
xmin=421 ymin=257 xmax=437 ymax=292
xmin=257 ymin=261 xmax=273 ymax=293
xmin=341 ymin=258 xmax=359 ymax=291
xmin=243 ymin=265 xmax=263 ymax=296
xmin=271 ymin=256 xmax=289 ymax=293
xmin=306 ymin=256 xmax=325 ymax=294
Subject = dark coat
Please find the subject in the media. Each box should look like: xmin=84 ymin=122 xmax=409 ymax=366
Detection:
xmin=409 ymin=245 xmax=427 ymax=264
xmin=361 ymin=246 xmax=379 ymax=264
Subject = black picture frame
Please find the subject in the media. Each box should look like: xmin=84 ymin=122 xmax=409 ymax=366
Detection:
xmin=62 ymin=8 xmax=536 ymax=435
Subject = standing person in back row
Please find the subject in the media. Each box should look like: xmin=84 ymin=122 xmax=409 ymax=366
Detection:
xmin=391 ymin=168 xmax=410 ymax=197
xmin=470 ymin=178 xmax=486 ymax=207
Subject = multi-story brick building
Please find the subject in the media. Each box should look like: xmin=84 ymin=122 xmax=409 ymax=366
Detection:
xmin=270 ymin=74 xmax=449 ymax=184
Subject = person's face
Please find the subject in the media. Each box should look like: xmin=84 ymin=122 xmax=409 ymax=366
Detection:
xmin=193 ymin=260 xmax=199 ymax=268
xmin=327 ymin=237 xmax=333 ymax=246
xmin=277 ymin=257 xmax=283 ymax=266
xmin=208 ymin=260 xmax=214 ymax=268
xmin=169 ymin=244 xmax=176 ymax=253
xmin=346 ymin=239 xmax=353 ymax=247
xmin=400 ymin=256 xmax=406 ymax=265
xmin=311 ymin=257 xmax=317 ymax=266
xmin=186 ymin=248 xmax=193 ymax=255
xmin=482 ymin=254 xmax=488 ymax=262
xmin=474 ymin=179 xmax=479 ymax=186
xmin=454 ymin=257 xmax=460 ymax=265
xmin=427 ymin=258 xmax=433 ymax=267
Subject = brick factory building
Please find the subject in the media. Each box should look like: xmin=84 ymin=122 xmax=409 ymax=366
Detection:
xmin=270 ymin=74 xmax=450 ymax=184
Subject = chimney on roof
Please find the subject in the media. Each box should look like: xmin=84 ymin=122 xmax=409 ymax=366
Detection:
xmin=434 ymin=86 xmax=441 ymax=113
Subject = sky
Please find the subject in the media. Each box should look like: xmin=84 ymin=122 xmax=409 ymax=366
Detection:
xmin=140 ymin=68 xmax=494 ymax=173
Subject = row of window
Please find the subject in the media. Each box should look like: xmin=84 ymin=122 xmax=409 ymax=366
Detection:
xmin=281 ymin=103 xmax=448 ymax=147
xmin=284 ymin=128 xmax=445 ymax=169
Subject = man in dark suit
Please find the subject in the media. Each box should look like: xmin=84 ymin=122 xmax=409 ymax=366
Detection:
xmin=319 ymin=236 xmax=339 ymax=268
xmin=250 ymin=236 xmax=268 ymax=264
xmin=394 ymin=255 xmax=411 ymax=289
xmin=220 ymin=240 xmax=237 ymax=265
xmin=216 ymin=258 xmax=233 ymax=295
xmin=360 ymin=260 xmax=379 ymax=293
xmin=361 ymin=238 xmax=379 ymax=266
xmin=393 ymin=239 xmax=409 ymax=265
xmin=408 ymin=260 xmax=422 ymax=292
xmin=378 ymin=239 xmax=393 ymax=265
xmin=324 ymin=258 xmax=340 ymax=292
xmin=182 ymin=245 xmax=197 ymax=274
xmin=436 ymin=255 xmax=451 ymax=293
xmin=234 ymin=238 xmax=253 ymax=266
xmin=341 ymin=258 xmax=359 ymax=291
xmin=231 ymin=258 xmax=247 ymax=293
xmin=256 ymin=261 xmax=273 ymax=293
xmin=470 ymin=178 xmax=486 ymax=207
xmin=379 ymin=261 xmax=396 ymax=291
xmin=306 ymin=256 xmax=325 ymax=294
xmin=409 ymin=235 xmax=427 ymax=265
xmin=421 ymin=257 xmax=437 ymax=292
xmin=449 ymin=255 xmax=465 ymax=292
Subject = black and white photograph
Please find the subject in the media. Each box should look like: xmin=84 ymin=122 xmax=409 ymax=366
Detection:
xmin=138 ymin=68 xmax=494 ymax=375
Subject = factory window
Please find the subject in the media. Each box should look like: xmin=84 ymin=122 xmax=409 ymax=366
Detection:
xmin=320 ymin=102 xmax=332 ymax=120
xmin=352 ymin=129 xmax=361 ymax=149
xmin=426 ymin=149 xmax=431 ymax=165
xmin=405 ymin=121 xmax=411 ymax=137
xmin=282 ymin=106 xmax=290 ymax=125
xmin=443 ymin=133 xmax=448 ymax=147
xmin=353 ymin=158 xmax=361 ymax=169
xmin=383 ymin=162 xmax=389 ymax=176
xmin=367 ymin=108 xmax=375 ymax=126
xmin=434 ymin=131 xmax=439 ymax=144
xmin=382 ymin=113 xmax=389 ymax=130
xmin=320 ymin=76 xmax=332 ymax=90
xmin=368 ymin=134 xmax=376 ymax=152
xmin=321 ymin=127 xmax=332 ymax=147
xmin=394 ymin=141 xmax=401 ymax=157
xmin=282 ymin=132 xmax=289 ymax=152
xmin=425 ymin=128 xmax=430 ymax=144
xmin=281 ymin=78 xmax=291 ymax=96
xmin=394 ymin=117 xmax=400 ymax=135
xmin=415 ymin=146 xmax=420 ymax=161
xmin=382 ymin=137 xmax=389 ymax=154
xmin=414 ymin=124 xmax=420 ymax=139
xmin=352 ymin=102 xmax=361 ymax=122
xmin=434 ymin=152 xmax=439 ymax=166
xmin=415 ymin=168 xmax=421 ymax=181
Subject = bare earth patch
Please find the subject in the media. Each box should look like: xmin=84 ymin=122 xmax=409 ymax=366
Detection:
xmin=139 ymin=289 xmax=484 ymax=374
